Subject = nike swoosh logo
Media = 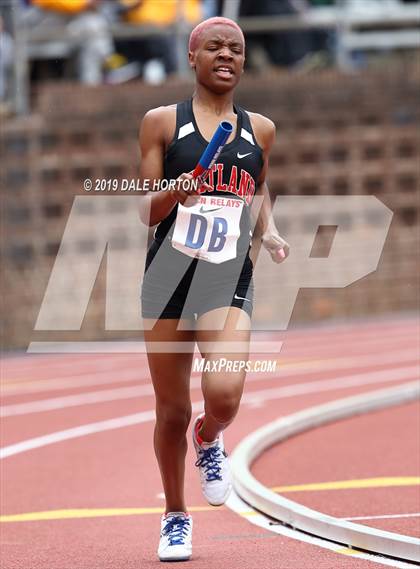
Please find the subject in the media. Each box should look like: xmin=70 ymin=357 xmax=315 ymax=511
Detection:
xmin=199 ymin=206 xmax=224 ymax=214
xmin=237 ymin=152 xmax=252 ymax=159
xmin=234 ymin=294 xmax=250 ymax=302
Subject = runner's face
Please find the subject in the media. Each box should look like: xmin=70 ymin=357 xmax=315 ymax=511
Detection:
xmin=189 ymin=25 xmax=245 ymax=94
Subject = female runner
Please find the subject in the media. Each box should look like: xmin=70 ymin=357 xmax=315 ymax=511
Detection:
xmin=139 ymin=16 xmax=289 ymax=562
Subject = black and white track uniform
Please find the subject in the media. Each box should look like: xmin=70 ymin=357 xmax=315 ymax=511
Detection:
xmin=141 ymin=99 xmax=263 ymax=319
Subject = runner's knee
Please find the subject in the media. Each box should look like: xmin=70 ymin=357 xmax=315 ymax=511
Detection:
xmin=155 ymin=403 xmax=192 ymax=435
xmin=205 ymin=389 xmax=241 ymax=424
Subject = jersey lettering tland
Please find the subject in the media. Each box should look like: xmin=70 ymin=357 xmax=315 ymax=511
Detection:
xmin=154 ymin=99 xmax=264 ymax=259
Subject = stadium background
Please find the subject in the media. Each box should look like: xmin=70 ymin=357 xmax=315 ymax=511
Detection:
xmin=1 ymin=0 xmax=419 ymax=350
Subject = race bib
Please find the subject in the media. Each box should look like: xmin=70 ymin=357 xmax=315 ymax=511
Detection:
xmin=171 ymin=195 xmax=244 ymax=264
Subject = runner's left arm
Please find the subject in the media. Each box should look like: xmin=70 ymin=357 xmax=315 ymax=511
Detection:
xmin=250 ymin=115 xmax=289 ymax=265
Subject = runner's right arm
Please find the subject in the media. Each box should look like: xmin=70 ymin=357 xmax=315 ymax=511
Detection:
xmin=138 ymin=108 xmax=199 ymax=226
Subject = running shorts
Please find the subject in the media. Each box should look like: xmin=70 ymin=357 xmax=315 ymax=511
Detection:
xmin=141 ymin=239 xmax=253 ymax=319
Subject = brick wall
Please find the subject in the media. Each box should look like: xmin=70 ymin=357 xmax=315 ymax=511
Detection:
xmin=1 ymin=67 xmax=419 ymax=350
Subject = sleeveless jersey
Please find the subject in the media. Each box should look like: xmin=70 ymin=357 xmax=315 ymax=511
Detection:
xmin=154 ymin=99 xmax=264 ymax=261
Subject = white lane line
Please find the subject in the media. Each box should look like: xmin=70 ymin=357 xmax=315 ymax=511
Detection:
xmin=1 ymin=362 xmax=419 ymax=418
xmin=0 ymin=385 xmax=153 ymax=417
xmin=3 ymin=321 xmax=416 ymax=376
xmin=0 ymin=368 xmax=151 ymax=395
xmin=0 ymin=401 xmax=202 ymax=460
xmin=0 ymin=412 xmax=153 ymax=460
xmin=1 ymin=357 xmax=147 ymax=382
xmin=241 ymin=366 xmax=420 ymax=407
xmin=4 ymin=315 xmax=420 ymax=364
xmin=2 ymin=324 xmax=417 ymax=391
xmin=1 ymin=345 xmax=418 ymax=402
xmin=343 ymin=513 xmax=420 ymax=521
xmin=226 ymin=491 xmax=416 ymax=569
xmin=1 ymin=367 xmax=419 ymax=456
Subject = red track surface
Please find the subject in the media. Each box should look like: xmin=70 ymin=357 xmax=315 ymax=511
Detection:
xmin=253 ymin=402 xmax=420 ymax=538
xmin=1 ymin=315 xmax=419 ymax=568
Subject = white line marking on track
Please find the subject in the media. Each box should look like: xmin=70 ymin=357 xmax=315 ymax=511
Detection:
xmin=3 ymin=318 xmax=416 ymax=376
xmin=0 ymin=401 xmax=201 ymax=460
xmin=0 ymin=385 xmax=154 ymax=417
xmin=1 ymin=357 xmax=147 ymax=382
xmin=0 ymin=410 xmax=153 ymax=460
xmin=1 ymin=370 xmax=150 ymax=395
xmin=226 ymin=491 xmax=416 ymax=569
xmin=1 ymin=367 xmax=418 ymax=457
xmin=241 ymin=366 xmax=420 ymax=407
xmin=1 ymin=363 xmax=418 ymax=418
xmin=343 ymin=513 xmax=420 ymax=521
xmin=2 ymin=345 xmax=417 ymax=397
xmin=0 ymin=366 xmax=150 ymax=391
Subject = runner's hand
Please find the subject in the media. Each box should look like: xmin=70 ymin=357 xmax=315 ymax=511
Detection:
xmin=262 ymin=232 xmax=290 ymax=263
xmin=170 ymin=173 xmax=201 ymax=207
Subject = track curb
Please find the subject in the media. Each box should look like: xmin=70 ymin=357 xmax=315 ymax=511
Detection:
xmin=231 ymin=380 xmax=420 ymax=563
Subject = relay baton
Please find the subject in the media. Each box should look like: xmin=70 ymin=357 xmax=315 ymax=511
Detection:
xmin=192 ymin=121 xmax=233 ymax=186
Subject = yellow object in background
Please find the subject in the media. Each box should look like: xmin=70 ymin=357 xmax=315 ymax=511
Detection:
xmin=121 ymin=0 xmax=201 ymax=26
xmin=32 ymin=0 xmax=90 ymax=14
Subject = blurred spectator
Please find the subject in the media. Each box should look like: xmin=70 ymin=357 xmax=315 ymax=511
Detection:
xmin=238 ymin=0 xmax=314 ymax=68
xmin=26 ymin=0 xmax=134 ymax=84
xmin=202 ymin=0 xmax=218 ymax=18
xmin=116 ymin=0 xmax=202 ymax=84
xmin=0 ymin=14 xmax=14 ymax=102
xmin=120 ymin=0 xmax=202 ymax=24
xmin=216 ymin=0 xmax=335 ymax=70
xmin=304 ymin=0 xmax=335 ymax=69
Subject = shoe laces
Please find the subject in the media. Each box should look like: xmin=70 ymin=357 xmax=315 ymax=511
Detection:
xmin=162 ymin=516 xmax=190 ymax=546
xmin=195 ymin=445 xmax=225 ymax=482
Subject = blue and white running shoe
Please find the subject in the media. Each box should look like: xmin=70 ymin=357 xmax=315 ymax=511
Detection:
xmin=192 ymin=413 xmax=232 ymax=506
xmin=158 ymin=512 xmax=192 ymax=562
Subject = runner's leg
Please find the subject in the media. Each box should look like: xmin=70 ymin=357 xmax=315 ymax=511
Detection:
xmin=144 ymin=318 xmax=195 ymax=513
xmin=195 ymin=307 xmax=251 ymax=442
